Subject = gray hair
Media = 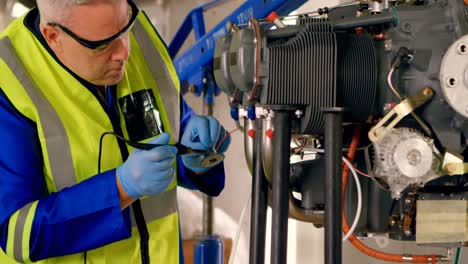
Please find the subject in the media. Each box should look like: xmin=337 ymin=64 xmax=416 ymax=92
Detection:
xmin=37 ymin=0 xmax=120 ymax=25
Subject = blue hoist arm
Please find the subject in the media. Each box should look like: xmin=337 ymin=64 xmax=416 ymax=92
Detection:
xmin=168 ymin=0 xmax=307 ymax=103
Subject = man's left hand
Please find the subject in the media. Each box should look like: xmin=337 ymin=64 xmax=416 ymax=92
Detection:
xmin=181 ymin=115 xmax=230 ymax=173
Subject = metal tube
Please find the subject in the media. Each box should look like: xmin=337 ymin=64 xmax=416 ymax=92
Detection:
xmin=265 ymin=26 xmax=302 ymax=39
xmin=323 ymin=107 xmax=344 ymax=264
xmin=333 ymin=8 xmax=397 ymax=29
xmin=202 ymin=102 xmax=214 ymax=235
xmin=265 ymin=8 xmax=397 ymax=40
xmin=271 ymin=111 xmax=292 ymax=264
xmin=266 ymin=188 xmax=325 ymax=225
xmin=244 ymin=118 xmax=255 ymax=174
xmin=202 ymin=195 xmax=214 ymax=235
xmin=249 ymin=119 xmax=268 ymax=264
xmin=262 ymin=116 xmax=274 ymax=183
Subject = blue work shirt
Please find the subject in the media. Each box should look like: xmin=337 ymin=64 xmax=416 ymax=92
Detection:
xmin=0 ymin=9 xmax=225 ymax=262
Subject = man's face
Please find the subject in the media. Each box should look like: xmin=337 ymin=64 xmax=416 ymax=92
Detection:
xmin=42 ymin=0 xmax=132 ymax=86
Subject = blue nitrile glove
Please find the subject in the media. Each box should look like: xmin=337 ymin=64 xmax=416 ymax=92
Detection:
xmin=181 ymin=116 xmax=231 ymax=173
xmin=116 ymin=133 xmax=178 ymax=198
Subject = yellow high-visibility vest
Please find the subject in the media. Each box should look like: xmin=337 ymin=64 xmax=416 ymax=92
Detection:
xmin=0 ymin=9 xmax=181 ymax=264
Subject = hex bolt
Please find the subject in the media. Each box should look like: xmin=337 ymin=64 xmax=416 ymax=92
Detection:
xmin=401 ymin=22 xmax=411 ymax=33
xmin=384 ymin=39 xmax=393 ymax=52
xmin=295 ymin=110 xmax=303 ymax=118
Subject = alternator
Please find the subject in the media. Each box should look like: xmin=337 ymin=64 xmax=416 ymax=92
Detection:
xmin=373 ymin=128 xmax=442 ymax=198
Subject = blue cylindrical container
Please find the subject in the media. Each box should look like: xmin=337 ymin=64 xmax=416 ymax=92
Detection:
xmin=194 ymin=235 xmax=224 ymax=264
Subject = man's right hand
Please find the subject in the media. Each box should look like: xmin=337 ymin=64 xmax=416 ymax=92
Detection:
xmin=116 ymin=132 xmax=178 ymax=199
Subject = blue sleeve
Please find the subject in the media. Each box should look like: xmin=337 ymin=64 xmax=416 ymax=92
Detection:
xmin=0 ymin=92 xmax=131 ymax=262
xmin=176 ymin=95 xmax=225 ymax=196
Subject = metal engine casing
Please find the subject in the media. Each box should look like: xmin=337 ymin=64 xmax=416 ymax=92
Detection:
xmin=378 ymin=0 xmax=468 ymax=153
xmin=214 ymin=0 xmax=468 ymax=241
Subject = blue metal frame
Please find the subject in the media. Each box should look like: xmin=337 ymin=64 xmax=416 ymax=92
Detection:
xmin=169 ymin=0 xmax=307 ymax=103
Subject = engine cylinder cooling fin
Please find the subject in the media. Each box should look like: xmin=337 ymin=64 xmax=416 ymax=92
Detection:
xmin=336 ymin=33 xmax=377 ymax=122
xmin=260 ymin=22 xmax=377 ymax=135
xmin=297 ymin=17 xmax=329 ymax=26
xmin=261 ymin=22 xmax=337 ymax=135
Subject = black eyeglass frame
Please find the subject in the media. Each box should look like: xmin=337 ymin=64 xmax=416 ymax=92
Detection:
xmin=47 ymin=0 xmax=139 ymax=50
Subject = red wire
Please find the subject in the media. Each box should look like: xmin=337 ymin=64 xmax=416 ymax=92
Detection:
xmin=353 ymin=166 xmax=369 ymax=177
xmin=215 ymin=128 xmax=239 ymax=151
xmin=295 ymin=138 xmax=307 ymax=154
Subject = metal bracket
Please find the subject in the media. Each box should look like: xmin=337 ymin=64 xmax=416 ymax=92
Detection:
xmin=368 ymin=87 xmax=434 ymax=142
xmin=442 ymin=151 xmax=464 ymax=175
xmin=444 ymin=163 xmax=468 ymax=175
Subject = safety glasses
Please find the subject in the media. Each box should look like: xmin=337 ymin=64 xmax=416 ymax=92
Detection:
xmin=47 ymin=0 xmax=139 ymax=50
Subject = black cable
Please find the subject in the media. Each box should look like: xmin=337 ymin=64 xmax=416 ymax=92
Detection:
xmin=97 ymin=131 xmax=150 ymax=264
xmin=84 ymin=132 xmax=121 ymax=264
xmin=98 ymin=130 xmax=171 ymax=173
xmin=389 ymin=199 xmax=397 ymax=217
xmin=98 ymin=131 xmax=125 ymax=174
xmin=455 ymin=247 xmax=461 ymax=264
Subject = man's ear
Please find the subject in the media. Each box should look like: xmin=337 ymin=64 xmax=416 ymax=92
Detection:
xmin=40 ymin=25 xmax=62 ymax=52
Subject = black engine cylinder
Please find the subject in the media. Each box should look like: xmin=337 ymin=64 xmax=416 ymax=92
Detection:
xmin=260 ymin=21 xmax=377 ymax=134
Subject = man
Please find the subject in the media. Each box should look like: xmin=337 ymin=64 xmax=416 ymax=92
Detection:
xmin=0 ymin=0 xmax=230 ymax=263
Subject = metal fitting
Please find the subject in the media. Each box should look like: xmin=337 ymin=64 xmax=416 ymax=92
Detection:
xmin=401 ymin=254 xmax=412 ymax=262
xmin=239 ymin=108 xmax=248 ymax=119
xmin=437 ymin=255 xmax=451 ymax=262
xmin=384 ymin=39 xmax=393 ymax=51
xmin=255 ymin=107 xmax=267 ymax=119
xmin=295 ymin=109 xmax=303 ymax=118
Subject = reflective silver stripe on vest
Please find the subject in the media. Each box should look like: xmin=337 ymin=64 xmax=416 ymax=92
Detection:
xmin=0 ymin=38 xmax=77 ymax=192
xmin=132 ymin=20 xmax=180 ymax=140
xmin=13 ymin=202 xmax=34 ymax=263
xmin=131 ymin=188 xmax=178 ymax=226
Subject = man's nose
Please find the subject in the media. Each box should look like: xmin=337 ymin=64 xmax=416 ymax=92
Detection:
xmin=111 ymin=37 xmax=130 ymax=61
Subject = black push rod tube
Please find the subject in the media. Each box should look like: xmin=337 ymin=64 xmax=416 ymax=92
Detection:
xmin=249 ymin=119 xmax=268 ymax=264
xmin=323 ymin=108 xmax=344 ymax=264
xmin=271 ymin=111 xmax=292 ymax=264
